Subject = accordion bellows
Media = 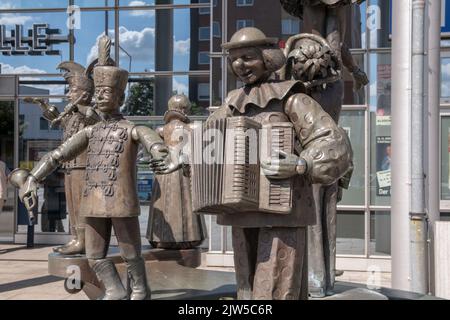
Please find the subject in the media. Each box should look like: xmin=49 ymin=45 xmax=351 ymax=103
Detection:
xmin=190 ymin=116 xmax=295 ymax=215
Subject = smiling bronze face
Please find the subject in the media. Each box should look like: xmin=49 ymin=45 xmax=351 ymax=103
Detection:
xmin=229 ymin=47 xmax=269 ymax=85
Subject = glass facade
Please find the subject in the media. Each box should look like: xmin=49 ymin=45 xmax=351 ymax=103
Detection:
xmin=0 ymin=0 xmax=210 ymax=241
xmin=0 ymin=0 xmax=449 ymax=266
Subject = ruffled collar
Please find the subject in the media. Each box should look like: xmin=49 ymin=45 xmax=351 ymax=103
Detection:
xmin=225 ymin=80 xmax=303 ymax=114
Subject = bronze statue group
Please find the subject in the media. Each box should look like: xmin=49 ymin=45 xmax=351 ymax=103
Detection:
xmin=9 ymin=0 xmax=366 ymax=300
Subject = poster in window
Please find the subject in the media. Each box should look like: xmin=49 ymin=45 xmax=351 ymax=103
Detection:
xmin=448 ymin=127 xmax=450 ymax=190
xmin=376 ymin=136 xmax=391 ymax=196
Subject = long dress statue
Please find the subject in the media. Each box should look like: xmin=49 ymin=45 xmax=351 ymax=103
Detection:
xmin=147 ymin=94 xmax=207 ymax=249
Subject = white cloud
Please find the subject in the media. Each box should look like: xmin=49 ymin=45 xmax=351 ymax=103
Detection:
xmin=0 ymin=63 xmax=65 ymax=96
xmin=442 ymin=61 xmax=450 ymax=78
xmin=128 ymin=1 xmax=154 ymax=17
xmin=173 ymin=78 xmax=188 ymax=95
xmin=174 ymin=38 xmax=190 ymax=55
xmin=1 ymin=63 xmax=46 ymax=75
xmin=0 ymin=2 xmax=15 ymax=9
xmin=87 ymin=27 xmax=156 ymax=67
xmin=0 ymin=14 xmax=34 ymax=25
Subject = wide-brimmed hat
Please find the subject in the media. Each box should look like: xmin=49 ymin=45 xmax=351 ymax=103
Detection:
xmin=222 ymin=27 xmax=278 ymax=50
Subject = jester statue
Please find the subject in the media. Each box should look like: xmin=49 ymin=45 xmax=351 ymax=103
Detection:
xmin=206 ymin=27 xmax=353 ymax=300
xmin=282 ymin=33 xmax=354 ymax=298
xmin=280 ymin=0 xmax=369 ymax=91
xmin=25 ymin=61 xmax=100 ymax=255
xmin=14 ymin=35 xmax=177 ymax=300
xmin=147 ymin=94 xmax=206 ymax=249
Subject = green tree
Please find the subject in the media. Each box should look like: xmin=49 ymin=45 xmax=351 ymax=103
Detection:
xmin=0 ymin=101 xmax=14 ymax=136
xmin=124 ymin=79 xmax=155 ymax=116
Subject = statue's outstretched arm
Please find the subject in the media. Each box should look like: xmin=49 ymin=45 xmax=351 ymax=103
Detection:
xmin=133 ymin=126 xmax=181 ymax=174
xmin=16 ymin=127 xmax=90 ymax=208
xmin=30 ymin=128 xmax=90 ymax=181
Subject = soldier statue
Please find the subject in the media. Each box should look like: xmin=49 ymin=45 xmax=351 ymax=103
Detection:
xmin=14 ymin=35 xmax=176 ymax=300
xmin=25 ymin=61 xmax=100 ymax=255
xmin=206 ymin=27 xmax=353 ymax=300
xmin=283 ymin=33 xmax=354 ymax=297
xmin=147 ymin=94 xmax=206 ymax=249
xmin=280 ymin=0 xmax=369 ymax=90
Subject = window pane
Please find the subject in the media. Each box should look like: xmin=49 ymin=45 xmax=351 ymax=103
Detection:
xmin=75 ymin=0 xmax=114 ymax=6
xmin=369 ymin=53 xmax=391 ymax=206
xmin=339 ymin=110 xmax=365 ymax=206
xmin=0 ymin=101 xmax=15 ymax=239
xmin=74 ymin=10 xmax=115 ymax=68
xmin=441 ymin=117 xmax=450 ymax=200
xmin=0 ymin=12 xmax=70 ymax=74
xmin=18 ymin=98 xmax=69 ymax=233
xmin=116 ymin=8 xmax=210 ymax=72
xmin=124 ymin=75 xmax=209 ymax=116
xmin=370 ymin=211 xmax=391 ymax=256
xmin=343 ymin=54 xmax=366 ymax=105
xmin=337 ymin=210 xmax=365 ymax=255
xmin=441 ymin=57 xmax=450 ymax=104
xmin=19 ymin=77 xmax=66 ymax=97
xmin=120 ymin=0 xmax=194 ymax=5
xmin=368 ymin=0 xmax=392 ymax=49
xmin=2 ymin=1 xmax=68 ymax=8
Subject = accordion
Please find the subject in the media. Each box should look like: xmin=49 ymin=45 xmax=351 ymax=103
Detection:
xmin=190 ymin=116 xmax=295 ymax=215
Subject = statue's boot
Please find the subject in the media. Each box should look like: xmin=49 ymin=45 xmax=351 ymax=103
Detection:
xmin=57 ymin=227 xmax=85 ymax=255
xmin=53 ymin=226 xmax=78 ymax=253
xmin=91 ymin=259 xmax=128 ymax=300
xmin=126 ymin=257 xmax=151 ymax=300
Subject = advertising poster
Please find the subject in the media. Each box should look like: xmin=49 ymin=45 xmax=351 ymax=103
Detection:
xmin=376 ymin=136 xmax=391 ymax=196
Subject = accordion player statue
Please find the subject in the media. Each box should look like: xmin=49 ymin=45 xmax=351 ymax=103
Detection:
xmin=196 ymin=27 xmax=353 ymax=300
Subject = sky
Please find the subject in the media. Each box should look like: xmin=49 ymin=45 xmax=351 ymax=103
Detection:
xmin=0 ymin=0 xmax=201 ymax=96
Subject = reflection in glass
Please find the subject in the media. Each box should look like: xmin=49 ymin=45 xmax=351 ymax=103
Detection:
xmin=367 ymin=0 xmax=392 ymax=49
xmin=370 ymin=211 xmax=391 ymax=256
xmin=342 ymin=54 xmax=366 ymax=105
xmin=339 ymin=111 xmax=365 ymax=206
xmin=369 ymin=53 xmax=391 ymax=206
xmin=18 ymin=99 xmax=68 ymax=234
xmin=74 ymin=10 xmax=115 ymax=68
xmin=337 ymin=210 xmax=365 ymax=255
xmin=0 ymin=12 xmax=70 ymax=74
xmin=0 ymin=101 xmax=15 ymax=239
xmin=441 ymin=57 xmax=450 ymax=103
xmin=441 ymin=117 xmax=450 ymax=200
xmin=19 ymin=78 xmax=66 ymax=97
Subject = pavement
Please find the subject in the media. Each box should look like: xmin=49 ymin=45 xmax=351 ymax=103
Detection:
xmin=0 ymin=244 xmax=392 ymax=300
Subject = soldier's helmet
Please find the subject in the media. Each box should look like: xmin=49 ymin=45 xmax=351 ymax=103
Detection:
xmin=222 ymin=27 xmax=278 ymax=50
xmin=92 ymin=35 xmax=128 ymax=94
